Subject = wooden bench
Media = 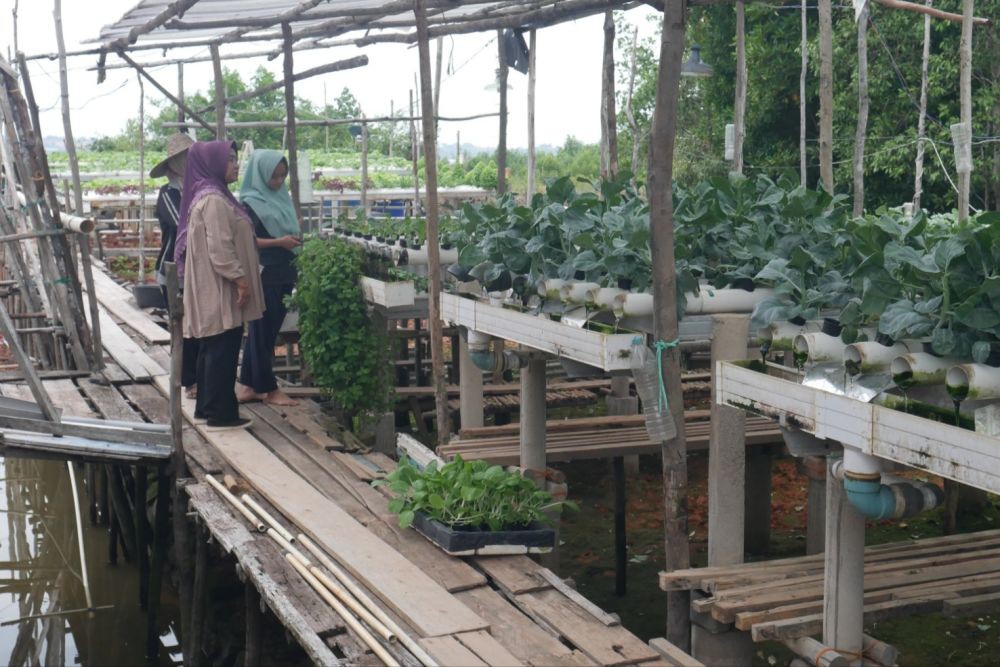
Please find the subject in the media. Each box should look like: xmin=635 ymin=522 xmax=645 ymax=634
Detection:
xmin=660 ymin=528 xmax=1000 ymax=642
xmin=438 ymin=413 xmax=783 ymax=464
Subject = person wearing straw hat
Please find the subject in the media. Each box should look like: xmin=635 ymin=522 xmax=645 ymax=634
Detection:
xmin=235 ymin=149 xmax=302 ymax=406
xmin=151 ymin=133 xmax=199 ymax=396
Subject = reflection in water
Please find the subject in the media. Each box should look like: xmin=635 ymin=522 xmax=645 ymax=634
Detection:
xmin=0 ymin=457 xmax=181 ymax=666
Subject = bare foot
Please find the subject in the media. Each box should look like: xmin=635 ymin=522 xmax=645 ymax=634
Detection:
xmin=263 ymin=389 xmax=298 ymax=406
xmin=184 ymin=386 xmax=197 ymax=400
xmin=236 ymin=383 xmax=262 ymax=403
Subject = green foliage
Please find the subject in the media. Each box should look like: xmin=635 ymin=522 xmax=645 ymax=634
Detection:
xmin=380 ymin=456 xmax=574 ymax=531
xmin=289 ymin=237 xmax=392 ymax=416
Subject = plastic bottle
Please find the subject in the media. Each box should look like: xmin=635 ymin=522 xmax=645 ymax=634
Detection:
xmin=630 ymin=340 xmax=678 ymax=442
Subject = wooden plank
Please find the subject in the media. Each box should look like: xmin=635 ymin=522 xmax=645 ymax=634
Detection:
xmin=154 ymin=375 xmax=488 ymax=638
xmin=943 ymin=591 xmax=1000 ymax=617
xmin=750 ymin=597 xmax=943 ymax=642
xmin=41 ymin=379 xmax=97 ymax=417
xmin=84 ymin=305 xmax=165 ymax=381
xmin=455 ymin=587 xmax=576 ymax=665
xmin=473 ymin=556 xmax=553 ymax=595
xmin=419 ymin=636 xmax=488 ymax=666
xmin=85 ymin=267 xmax=170 ymax=344
xmin=78 ymin=380 xmax=141 ymax=421
xmin=515 ymin=589 xmax=658 ymax=666
xmin=538 ymin=569 xmax=619 ymax=626
xmin=455 ymin=631 xmax=524 ymax=667
xmin=648 ymin=638 xmax=703 ymax=667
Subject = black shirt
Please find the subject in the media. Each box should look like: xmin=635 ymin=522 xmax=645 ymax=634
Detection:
xmin=243 ymin=203 xmax=298 ymax=286
xmin=154 ymin=184 xmax=182 ymax=280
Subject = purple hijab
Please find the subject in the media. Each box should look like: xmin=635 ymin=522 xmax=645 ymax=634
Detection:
xmin=173 ymin=140 xmax=248 ymax=280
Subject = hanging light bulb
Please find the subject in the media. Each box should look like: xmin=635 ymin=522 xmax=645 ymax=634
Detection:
xmin=681 ymin=44 xmax=713 ymax=78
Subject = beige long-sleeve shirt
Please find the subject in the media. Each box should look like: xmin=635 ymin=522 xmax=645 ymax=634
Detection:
xmin=182 ymin=193 xmax=264 ymax=338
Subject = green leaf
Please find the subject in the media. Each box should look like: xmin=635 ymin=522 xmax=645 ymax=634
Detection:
xmin=398 ymin=510 xmax=415 ymax=529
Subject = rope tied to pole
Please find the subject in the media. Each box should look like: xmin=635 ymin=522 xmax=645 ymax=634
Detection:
xmin=654 ymin=338 xmax=678 ymax=413
xmin=813 ymin=646 xmax=863 ymax=667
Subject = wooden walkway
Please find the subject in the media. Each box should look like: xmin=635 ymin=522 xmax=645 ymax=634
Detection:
xmin=660 ymin=529 xmax=1000 ymax=643
xmin=57 ymin=266 xmax=696 ymax=666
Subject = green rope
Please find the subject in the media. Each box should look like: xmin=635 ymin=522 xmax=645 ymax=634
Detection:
xmin=654 ymin=339 xmax=679 ymax=413
xmin=51 ymin=277 xmax=70 ymax=286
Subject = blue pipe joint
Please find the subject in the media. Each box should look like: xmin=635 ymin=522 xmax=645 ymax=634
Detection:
xmin=844 ymin=477 xmax=897 ymax=520
xmin=469 ymin=349 xmax=497 ymax=372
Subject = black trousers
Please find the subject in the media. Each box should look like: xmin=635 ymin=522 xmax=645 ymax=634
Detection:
xmin=239 ymin=282 xmax=292 ymax=395
xmin=194 ymin=326 xmax=244 ymax=425
xmin=162 ymin=285 xmax=201 ymax=388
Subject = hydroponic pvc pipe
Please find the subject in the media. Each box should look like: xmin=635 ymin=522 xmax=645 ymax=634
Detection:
xmin=946 ymin=363 xmax=1000 ymax=401
xmin=758 ymin=321 xmax=819 ymax=352
xmin=684 ymin=287 xmax=775 ymax=314
xmin=537 ymin=278 xmax=566 ymax=300
xmin=844 ymin=341 xmax=915 ymax=375
xmin=832 ymin=452 xmax=943 ymax=520
xmin=890 ymin=353 xmax=961 ymax=387
xmin=793 ymin=331 xmax=846 ymax=364
xmin=613 ymin=292 xmax=653 ymax=317
xmin=560 ymin=281 xmax=601 ymax=305
xmin=585 ymin=286 xmax=628 ymax=310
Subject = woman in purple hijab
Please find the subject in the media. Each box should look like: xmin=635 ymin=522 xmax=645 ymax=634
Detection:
xmin=178 ymin=141 xmax=264 ymax=430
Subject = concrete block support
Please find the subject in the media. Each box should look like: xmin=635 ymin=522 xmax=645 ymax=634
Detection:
xmin=690 ymin=592 xmax=754 ymax=666
xmin=708 ymin=315 xmax=751 ymax=566
xmin=802 ymin=455 xmax=827 ymax=555
xmin=519 ymin=356 xmax=548 ymax=483
xmin=457 ymin=328 xmax=484 ymax=430
xmin=823 ymin=454 xmax=865 ymax=665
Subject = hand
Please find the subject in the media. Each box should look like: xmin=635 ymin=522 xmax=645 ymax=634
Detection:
xmin=235 ymin=277 xmax=250 ymax=307
xmin=276 ymin=235 xmax=302 ymax=250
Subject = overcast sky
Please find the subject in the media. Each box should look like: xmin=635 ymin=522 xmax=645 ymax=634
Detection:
xmin=2 ymin=1 xmax=661 ymax=150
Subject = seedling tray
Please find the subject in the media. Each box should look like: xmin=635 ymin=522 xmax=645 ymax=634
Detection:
xmin=411 ymin=511 xmax=554 ymax=556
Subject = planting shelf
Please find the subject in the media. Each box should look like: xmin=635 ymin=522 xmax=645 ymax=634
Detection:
xmin=716 ymin=361 xmax=1000 ymax=495
xmin=359 ymin=276 xmax=416 ymax=309
xmin=440 ymin=292 xmax=636 ymax=372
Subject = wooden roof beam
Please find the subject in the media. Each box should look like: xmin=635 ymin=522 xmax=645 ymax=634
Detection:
xmin=101 ymin=0 xmax=203 ymax=52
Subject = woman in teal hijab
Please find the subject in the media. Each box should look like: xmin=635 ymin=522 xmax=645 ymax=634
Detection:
xmin=236 ymin=150 xmax=301 ymax=406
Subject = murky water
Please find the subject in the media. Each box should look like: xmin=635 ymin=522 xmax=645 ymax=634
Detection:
xmin=0 ymin=456 xmax=180 ymax=666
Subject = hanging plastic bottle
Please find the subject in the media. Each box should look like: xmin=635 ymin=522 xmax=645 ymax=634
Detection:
xmin=630 ymin=337 xmax=677 ymax=442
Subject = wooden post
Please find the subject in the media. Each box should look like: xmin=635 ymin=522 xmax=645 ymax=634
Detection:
xmin=625 ymin=26 xmax=641 ymax=184
xmin=520 ymin=356 xmax=547 ymax=483
xmin=434 ymin=37 xmax=444 ymax=124
xmin=360 ymin=117 xmax=369 ymax=217
xmin=496 ymin=30 xmax=508 ymax=196
xmin=138 ymin=74 xmax=147 ymax=283
xmin=409 ymin=89 xmax=420 ymax=215
xmin=210 ymin=44 xmax=225 ymax=139
xmin=733 ymin=0 xmax=747 ymax=175
xmin=135 ymin=465 xmax=150 ymax=608
xmin=245 ymin=584 xmax=263 ymax=667
xmin=913 ymin=2 xmax=932 ymax=210
xmin=800 ymin=0 xmax=808 ymax=187
xmin=852 ymin=8 xmax=869 ymax=217
xmin=526 ymin=30 xmax=537 ymax=199
xmin=647 ymin=0 xmax=691 ymax=650
xmin=707 ymin=315 xmax=750 ymax=566
xmin=822 ymin=456 xmax=865 ymax=663
xmin=146 ymin=464 xmax=170 ymax=660
xmin=388 ymin=99 xmax=394 ymax=158
xmin=414 ymin=0 xmax=450 ymax=447
xmin=818 ymin=0 xmax=834 ymax=193
xmin=803 ymin=456 xmax=827 ymax=555
xmin=177 ymin=62 xmax=185 ymax=126
xmin=957 ymin=0 xmax=973 ymax=221
xmin=613 ymin=455 xmax=627 ymax=595
xmin=458 ymin=328 xmax=484 ymax=430
xmin=456 ymin=130 xmax=461 ymax=164
xmin=190 ymin=522 xmax=208 ymax=666
xmin=744 ymin=450 xmax=772 ymax=555
xmin=600 ymin=11 xmax=619 ymax=179
xmin=282 ymin=24 xmax=302 ymax=221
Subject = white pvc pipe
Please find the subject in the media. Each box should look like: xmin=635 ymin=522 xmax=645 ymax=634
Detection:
xmin=535 ymin=278 xmax=564 ymax=300
xmin=758 ymin=321 xmax=819 ymax=351
xmin=684 ymin=287 xmax=776 ymax=314
xmin=614 ymin=291 xmax=653 ymax=316
xmin=585 ymin=287 xmax=627 ymax=310
xmin=844 ymin=341 xmax=916 ymax=374
xmin=890 ymin=353 xmax=961 ymax=387
xmin=946 ymin=364 xmax=1000 ymax=401
xmin=393 ymin=245 xmax=455 ymax=266
xmin=438 ymin=247 xmax=458 ymax=265
xmin=60 ymin=214 xmax=95 ymax=234
xmin=560 ymin=281 xmax=601 ymax=305
xmin=793 ymin=332 xmax=846 ymax=363
xmin=466 ymin=329 xmax=493 ymax=351
xmin=842 ymin=447 xmax=883 ymax=478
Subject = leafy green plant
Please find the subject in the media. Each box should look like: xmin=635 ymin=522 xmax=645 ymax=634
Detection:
xmin=289 ymin=237 xmax=392 ymax=418
xmin=380 ymin=456 xmax=574 ymax=531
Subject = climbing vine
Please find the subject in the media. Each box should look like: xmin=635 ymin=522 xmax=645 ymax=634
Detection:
xmin=290 ymin=238 xmax=391 ymax=419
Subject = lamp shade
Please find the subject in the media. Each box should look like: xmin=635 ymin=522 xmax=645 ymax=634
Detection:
xmin=681 ymin=45 xmax=713 ymax=78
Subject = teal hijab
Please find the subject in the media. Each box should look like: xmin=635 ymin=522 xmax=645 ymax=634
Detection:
xmin=240 ymin=149 xmax=301 ymax=253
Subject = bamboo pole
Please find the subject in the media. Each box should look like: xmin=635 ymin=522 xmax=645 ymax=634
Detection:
xmin=733 ymin=0 xmax=747 ymax=174
xmin=409 ymin=89 xmax=420 ymax=215
xmin=161 ymin=111 xmax=499 ymax=131
xmin=957 ymin=0 xmax=973 ymax=221
xmin=600 ymin=11 xmax=618 ymax=179
xmin=205 ymin=475 xmax=266 ymax=532
xmin=800 ymin=0 xmax=808 ymax=186
xmin=137 ymin=74 xmax=147 ymax=283
xmin=361 ymin=117 xmax=369 ymax=217
xmin=852 ymin=7 xmax=869 ymax=217
xmin=647 ymin=0 xmax=691 ymax=651
xmin=177 ymin=62 xmax=185 ymax=126
xmin=67 ymin=462 xmax=93 ymax=611
xmin=496 ymin=30 xmax=508 ymax=195
xmin=416 ymin=0 xmax=451 ymax=448
xmin=113 ymin=50 xmax=214 ymax=134
xmin=135 ymin=465 xmax=150 ymax=608
xmin=526 ymin=29 xmax=537 ymax=198
xmin=818 ymin=0 xmax=834 ymax=193
xmin=240 ymin=494 xmax=295 ymax=543
xmin=434 ymin=37 xmax=444 ymax=125
xmin=913 ymin=1 xmax=932 ymax=209
xmin=625 ymin=25 xmax=640 ymax=184
xmin=282 ymin=23 xmax=303 ymax=221
xmin=872 ymin=0 xmax=989 ymax=24
xmin=146 ymin=464 xmax=170 ymax=660
xmin=211 ymin=44 xmax=225 ymax=139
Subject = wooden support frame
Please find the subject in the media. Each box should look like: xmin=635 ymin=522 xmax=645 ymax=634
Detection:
xmin=282 ymin=23 xmax=303 ymax=220
xmin=113 ymin=50 xmax=215 ymax=133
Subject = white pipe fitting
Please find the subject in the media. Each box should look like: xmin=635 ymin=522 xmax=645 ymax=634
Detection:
xmin=60 ymin=214 xmax=95 ymax=234
xmin=537 ymin=279 xmax=566 ymax=301
xmin=842 ymin=446 xmax=883 ymax=479
xmin=585 ymin=287 xmax=627 ymax=311
xmin=613 ymin=292 xmax=653 ymax=317
xmin=844 ymin=341 xmax=917 ymax=375
xmin=466 ymin=329 xmax=493 ymax=352
xmin=684 ymin=287 xmax=776 ymax=315
xmin=560 ymin=281 xmax=601 ymax=305
xmin=890 ymin=353 xmax=961 ymax=387
xmin=793 ymin=331 xmax=846 ymax=364
xmin=438 ymin=247 xmax=458 ymax=265
xmin=946 ymin=363 xmax=1000 ymax=401
xmin=758 ymin=320 xmax=819 ymax=352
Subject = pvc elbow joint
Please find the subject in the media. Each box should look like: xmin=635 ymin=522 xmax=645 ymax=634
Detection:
xmin=843 ymin=477 xmax=944 ymax=520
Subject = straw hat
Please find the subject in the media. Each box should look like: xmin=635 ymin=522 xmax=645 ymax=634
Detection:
xmin=150 ymin=133 xmax=194 ymax=178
